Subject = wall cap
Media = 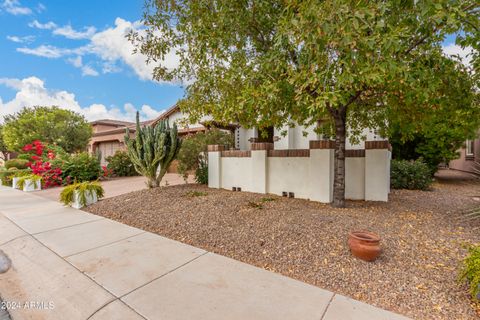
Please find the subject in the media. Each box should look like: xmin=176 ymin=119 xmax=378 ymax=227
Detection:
xmin=309 ymin=140 xmax=335 ymax=149
xmin=365 ymin=140 xmax=391 ymax=151
xmin=207 ymin=145 xmax=226 ymax=152
xmin=251 ymin=142 xmax=274 ymax=151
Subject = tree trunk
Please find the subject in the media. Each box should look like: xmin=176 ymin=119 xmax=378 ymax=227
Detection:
xmin=332 ymin=106 xmax=347 ymax=208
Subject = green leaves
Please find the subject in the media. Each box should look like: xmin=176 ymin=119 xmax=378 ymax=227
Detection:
xmin=2 ymin=106 xmax=92 ymax=153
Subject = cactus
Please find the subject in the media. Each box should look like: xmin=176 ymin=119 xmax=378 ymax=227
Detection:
xmin=125 ymin=112 xmax=181 ymax=188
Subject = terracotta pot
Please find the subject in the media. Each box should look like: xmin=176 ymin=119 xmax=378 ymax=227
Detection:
xmin=348 ymin=231 xmax=381 ymax=262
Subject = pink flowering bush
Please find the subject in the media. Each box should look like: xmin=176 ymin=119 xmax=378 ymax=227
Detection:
xmin=21 ymin=140 xmax=64 ymax=188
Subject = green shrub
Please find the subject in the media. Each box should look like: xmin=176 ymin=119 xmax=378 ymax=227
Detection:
xmin=177 ymin=129 xmax=234 ymax=180
xmin=390 ymin=159 xmax=433 ymax=190
xmin=0 ymin=168 xmax=30 ymax=186
xmin=195 ymin=160 xmax=208 ymax=184
xmin=459 ymin=245 xmax=480 ymax=301
xmin=59 ymin=181 xmax=105 ymax=207
xmin=105 ymin=151 xmax=137 ymax=177
xmin=61 ymin=152 xmax=101 ymax=182
xmin=16 ymin=154 xmax=31 ymax=160
xmin=5 ymin=158 xmax=30 ymax=170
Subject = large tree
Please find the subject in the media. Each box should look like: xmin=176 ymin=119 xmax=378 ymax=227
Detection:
xmin=3 ymin=106 xmax=92 ymax=153
xmin=0 ymin=125 xmax=9 ymax=161
xmin=132 ymin=0 xmax=479 ymax=207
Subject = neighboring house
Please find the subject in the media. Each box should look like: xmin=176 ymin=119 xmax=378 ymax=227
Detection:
xmin=88 ymin=105 xmax=209 ymax=165
xmin=449 ymin=131 xmax=480 ymax=174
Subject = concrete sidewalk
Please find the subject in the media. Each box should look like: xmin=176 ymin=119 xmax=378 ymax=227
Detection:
xmin=33 ymin=174 xmax=194 ymax=202
xmin=0 ymin=186 xmax=410 ymax=320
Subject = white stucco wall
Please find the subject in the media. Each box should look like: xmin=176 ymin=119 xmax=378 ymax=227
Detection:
xmin=220 ymin=157 xmax=252 ymax=190
xmin=365 ymin=149 xmax=391 ymax=201
xmin=166 ymin=110 xmax=208 ymax=129
xmin=208 ymin=142 xmax=390 ymax=203
xmin=345 ymin=157 xmax=365 ymax=200
xmin=267 ymin=157 xmax=310 ymax=199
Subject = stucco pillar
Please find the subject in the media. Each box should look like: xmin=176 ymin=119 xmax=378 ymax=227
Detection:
xmin=365 ymin=141 xmax=391 ymax=202
xmin=345 ymin=150 xmax=366 ymax=200
xmin=250 ymin=143 xmax=272 ymax=194
xmin=309 ymin=140 xmax=335 ymax=203
xmin=207 ymin=145 xmax=225 ymax=189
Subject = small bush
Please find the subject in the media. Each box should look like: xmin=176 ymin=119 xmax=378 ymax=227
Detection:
xmin=390 ymin=159 xmax=433 ymax=190
xmin=5 ymin=158 xmax=30 ymax=169
xmin=61 ymin=153 xmax=101 ymax=182
xmin=177 ymin=129 xmax=234 ymax=179
xmin=105 ymin=151 xmax=137 ymax=177
xmin=459 ymin=245 xmax=480 ymax=301
xmin=195 ymin=161 xmax=208 ymax=184
xmin=0 ymin=168 xmax=30 ymax=186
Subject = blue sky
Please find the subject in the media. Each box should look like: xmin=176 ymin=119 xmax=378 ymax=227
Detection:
xmin=0 ymin=0 xmax=184 ymax=122
xmin=0 ymin=1 xmax=471 ymax=123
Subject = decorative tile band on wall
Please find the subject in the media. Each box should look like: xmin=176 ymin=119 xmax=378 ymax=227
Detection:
xmin=365 ymin=140 xmax=391 ymax=150
xmin=345 ymin=149 xmax=365 ymax=157
xmin=267 ymin=149 xmax=310 ymax=157
xmin=207 ymin=145 xmax=226 ymax=152
xmin=221 ymin=150 xmax=252 ymax=157
xmin=309 ymin=140 xmax=335 ymax=149
xmin=251 ymin=142 xmax=274 ymax=150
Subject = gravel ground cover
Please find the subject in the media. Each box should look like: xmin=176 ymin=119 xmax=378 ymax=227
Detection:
xmin=85 ymin=169 xmax=480 ymax=319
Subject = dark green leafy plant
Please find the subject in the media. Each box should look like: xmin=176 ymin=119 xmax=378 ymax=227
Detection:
xmin=61 ymin=153 xmax=101 ymax=182
xmin=5 ymin=159 xmax=30 ymax=170
xmin=125 ymin=112 xmax=181 ymax=188
xmin=60 ymin=181 xmax=105 ymax=207
xmin=0 ymin=168 xmax=30 ymax=186
xmin=2 ymin=106 xmax=92 ymax=153
xmin=194 ymin=161 xmax=208 ymax=185
xmin=177 ymin=129 xmax=234 ymax=181
xmin=390 ymin=159 xmax=433 ymax=190
xmin=459 ymin=245 xmax=480 ymax=301
xmin=105 ymin=151 xmax=137 ymax=177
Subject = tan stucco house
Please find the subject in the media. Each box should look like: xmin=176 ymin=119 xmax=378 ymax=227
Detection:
xmin=88 ymin=105 xmax=207 ymax=165
xmin=449 ymin=130 xmax=480 ymax=174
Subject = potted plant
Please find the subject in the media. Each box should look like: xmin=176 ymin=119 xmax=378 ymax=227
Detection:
xmin=348 ymin=231 xmax=381 ymax=262
xmin=11 ymin=170 xmax=31 ymax=189
xmin=60 ymin=181 xmax=105 ymax=209
xmin=16 ymin=174 xmax=42 ymax=192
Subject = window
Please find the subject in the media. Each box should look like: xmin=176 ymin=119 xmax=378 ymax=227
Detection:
xmin=466 ymin=139 xmax=474 ymax=158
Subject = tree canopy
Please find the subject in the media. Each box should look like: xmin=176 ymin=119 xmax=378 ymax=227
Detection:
xmin=132 ymin=0 xmax=479 ymax=206
xmin=2 ymin=106 xmax=92 ymax=153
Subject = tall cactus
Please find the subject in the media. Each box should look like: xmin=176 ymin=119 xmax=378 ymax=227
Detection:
xmin=125 ymin=112 xmax=181 ymax=188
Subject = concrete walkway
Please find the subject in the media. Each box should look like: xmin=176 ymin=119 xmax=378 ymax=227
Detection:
xmin=0 ymin=186 xmax=410 ymax=320
xmin=34 ymin=174 xmax=194 ymax=202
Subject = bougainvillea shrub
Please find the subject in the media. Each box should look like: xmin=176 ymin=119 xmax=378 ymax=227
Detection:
xmin=21 ymin=140 xmax=64 ymax=188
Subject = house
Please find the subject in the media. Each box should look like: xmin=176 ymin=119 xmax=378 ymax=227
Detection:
xmin=449 ymin=131 xmax=480 ymax=174
xmin=88 ymin=105 xmax=209 ymax=165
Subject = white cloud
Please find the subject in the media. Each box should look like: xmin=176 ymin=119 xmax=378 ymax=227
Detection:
xmin=29 ymin=20 xmax=96 ymax=40
xmin=442 ymin=44 xmax=473 ymax=67
xmin=0 ymin=76 xmax=160 ymax=122
xmin=18 ymin=17 xmax=180 ymax=82
xmin=53 ymin=25 xmax=96 ymax=40
xmin=81 ymin=65 xmax=99 ymax=77
xmin=17 ymin=45 xmax=65 ymax=58
xmin=1 ymin=0 xmax=31 ymax=15
xmin=36 ymin=3 xmax=46 ymax=13
xmin=6 ymin=35 xmax=35 ymax=43
xmin=141 ymin=104 xmax=161 ymax=118
xmin=67 ymin=56 xmax=99 ymax=77
xmin=28 ymin=20 xmax=57 ymax=30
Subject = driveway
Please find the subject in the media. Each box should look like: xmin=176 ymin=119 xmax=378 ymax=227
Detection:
xmin=34 ymin=174 xmax=194 ymax=201
xmin=0 ymin=185 xmax=410 ymax=320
